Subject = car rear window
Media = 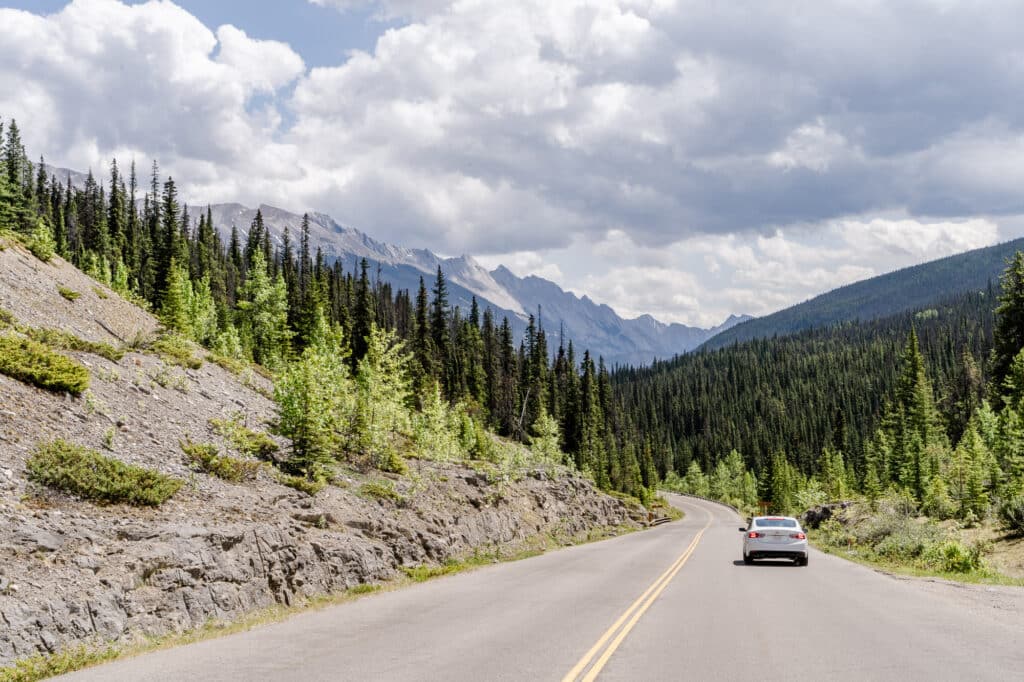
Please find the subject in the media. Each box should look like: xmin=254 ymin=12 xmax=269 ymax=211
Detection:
xmin=755 ymin=518 xmax=797 ymax=528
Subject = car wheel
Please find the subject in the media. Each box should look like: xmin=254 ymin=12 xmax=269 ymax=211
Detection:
xmin=743 ymin=553 xmax=754 ymax=565
xmin=798 ymin=555 xmax=809 ymax=567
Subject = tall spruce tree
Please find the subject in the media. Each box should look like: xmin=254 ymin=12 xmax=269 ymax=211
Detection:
xmin=351 ymin=258 xmax=375 ymax=366
xmin=992 ymin=251 xmax=1024 ymax=408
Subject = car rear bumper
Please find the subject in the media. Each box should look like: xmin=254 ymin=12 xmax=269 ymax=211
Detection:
xmin=747 ymin=549 xmax=807 ymax=560
xmin=744 ymin=539 xmax=808 ymax=560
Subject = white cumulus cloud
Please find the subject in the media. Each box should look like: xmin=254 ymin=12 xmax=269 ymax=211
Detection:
xmin=3 ymin=0 xmax=1023 ymax=328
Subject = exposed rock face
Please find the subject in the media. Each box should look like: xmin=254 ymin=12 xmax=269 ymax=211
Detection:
xmin=0 ymin=243 xmax=643 ymax=666
xmin=0 ymin=465 xmax=637 ymax=665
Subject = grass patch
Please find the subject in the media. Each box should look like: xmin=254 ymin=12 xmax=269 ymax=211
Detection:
xmin=57 ymin=286 xmax=80 ymax=302
xmin=151 ymin=334 xmax=202 ymax=369
xmin=91 ymin=286 xmax=109 ymax=300
xmin=810 ymin=497 xmax=1024 ymax=586
xmin=207 ymin=352 xmax=247 ymax=376
xmin=359 ymin=480 xmax=406 ymax=505
xmin=812 ymin=541 xmax=1024 ymax=587
xmin=0 ymin=644 xmax=119 ymax=682
xmin=26 ymin=439 xmax=183 ymax=506
xmin=181 ymin=440 xmax=261 ymax=483
xmin=347 ymin=583 xmax=381 ymax=595
xmin=22 ymin=327 xmax=124 ymax=362
xmin=150 ymin=366 xmax=189 ymax=392
xmin=0 ymin=307 xmax=14 ymax=328
xmin=400 ymin=546 xmax=547 ymax=583
xmin=275 ymin=472 xmax=327 ymax=496
xmin=210 ymin=415 xmax=279 ymax=460
xmin=401 ymin=559 xmax=471 ymax=582
xmin=0 ymin=334 xmax=90 ymax=394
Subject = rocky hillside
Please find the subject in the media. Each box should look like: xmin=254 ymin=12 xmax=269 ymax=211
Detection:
xmin=0 ymin=239 xmax=643 ymax=667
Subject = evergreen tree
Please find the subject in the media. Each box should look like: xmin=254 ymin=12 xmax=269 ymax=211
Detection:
xmin=769 ymin=452 xmax=798 ymax=514
xmin=238 ymin=250 xmax=292 ymax=368
xmin=160 ymin=259 xmax=192 ymax=335
xmin=155 ymin=176 xmax=180 ymax=302
xmin=992 ymin=251 xmax=1024 ymax=408
xmin=351 ymin=258 xmax=375 ymax=366
xmin=274 ymin=308 xmax=352 ymax=480
xmin=412 ymin=276 xmax=435 ymax=389
xmin=529 ymin=404 xmax=563 ymax=465
xmin=431 ymin=266 xmax=451 ymax=391
xmin=681 ymin=460 xmax=709 ymax=497
xmin=2 ymin=119 xmax=30 ymax=231
xmin=352 ymin=325 xmax=412 ymax=473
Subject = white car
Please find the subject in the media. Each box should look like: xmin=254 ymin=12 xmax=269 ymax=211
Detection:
xmin=741 ymin=516 xmax=809 ymax=566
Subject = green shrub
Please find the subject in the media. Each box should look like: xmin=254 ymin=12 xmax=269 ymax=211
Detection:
xmin=0 ymin=334 xmax=90 ymax=394
xmin=92 ymin=286 xmax=109 ymax=300
xmin=27 ymin=220 xmax=56 ymax=263
xmin=814 ymin=501 xmax=993 ymax=575
xmin=874 ymin=527 xmax=931 ymax=560
xmin=0 ymin=307 xmax=14 ymax=329
xmin=181 ymin=440 xmax=261 ymax=483
xmin=359 ymin=480 xmax=406 ymax=505
xmin=276 ymin=472 xmax=326 ymax=496
xmin=151 ymin=366 xmax=189 ymax=392
xmin=210 ymin=415 xmax=279 ymax=460
xmin=57 ymin=286 xmax=80 ymax=302
xmin=23 ymin=327 xmax=124 ymax=362
xmin=923 ymin=541 xmax=984 ymax=574
xmin=208 ymin=352 xmax=246 ymax=375
xmin=998 ymin=494 xmax=1024 ymax=535
xmin=102 ymin=427 xmax=116 ymax=451
xmin=26 ymin=440 xmax=183 ymax=506
xmin=815 ymin=518 xmax=853 ymax=546
xmin=152 ymin=333 xmax=202 ymax=369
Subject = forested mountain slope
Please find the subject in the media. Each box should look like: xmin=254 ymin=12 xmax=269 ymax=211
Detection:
xmin=703 ymin=239 xmax=1021 ymax=350
xmin=615 ymin=290 xmax=994 ymax=477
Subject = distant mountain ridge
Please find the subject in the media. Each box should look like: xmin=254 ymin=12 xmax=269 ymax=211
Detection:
xmin=40 ymin=164 xmax=749 ymax=364
xmin=701 ymin=237 xmax=1024 ymax=351
xmin=204 ymin=203 xmax=749 ymax=366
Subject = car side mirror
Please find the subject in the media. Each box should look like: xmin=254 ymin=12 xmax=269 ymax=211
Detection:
xmin=738 ymin=527 xmax=747 ymax=532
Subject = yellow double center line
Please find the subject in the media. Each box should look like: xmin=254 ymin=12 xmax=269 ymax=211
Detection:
xmin=562 ymin=508 xmax=713 ymax=682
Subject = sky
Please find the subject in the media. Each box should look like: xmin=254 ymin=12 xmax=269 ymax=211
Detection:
xmin=2 ymin=0 xmax=1023 ymax=328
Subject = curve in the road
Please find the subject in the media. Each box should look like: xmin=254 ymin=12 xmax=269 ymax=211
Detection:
xmin=55 ymin=494 xmax=1024 ymax=681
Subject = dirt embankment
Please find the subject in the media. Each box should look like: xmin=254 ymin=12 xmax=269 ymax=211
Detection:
xmin=0 ymin=242 xmax=644 ymax=666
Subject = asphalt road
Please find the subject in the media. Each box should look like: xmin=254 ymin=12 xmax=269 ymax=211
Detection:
xmin=59 ymin=495 xmax=1024 ymax=681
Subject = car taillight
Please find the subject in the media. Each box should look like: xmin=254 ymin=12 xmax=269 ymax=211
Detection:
xmin=747 ymin=531 xmax=761 ymax=538
xmin=790 ymin=532 xmax=806 ymax=540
